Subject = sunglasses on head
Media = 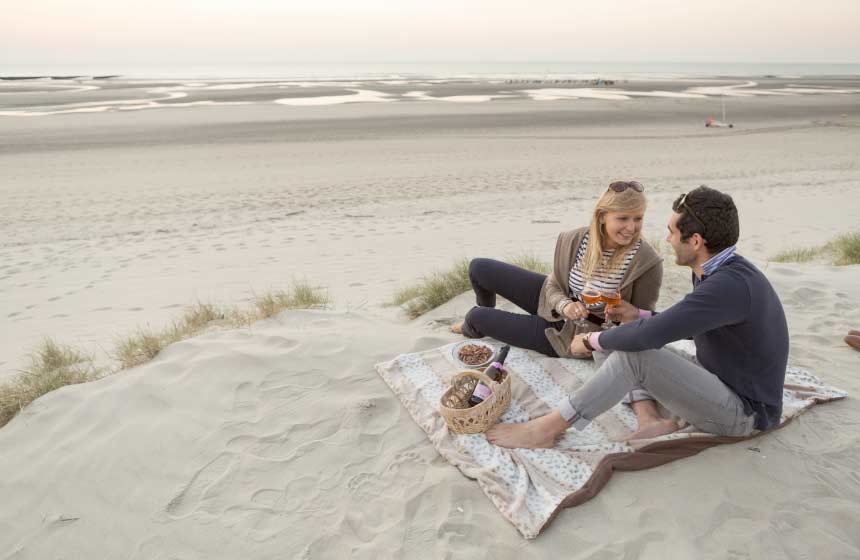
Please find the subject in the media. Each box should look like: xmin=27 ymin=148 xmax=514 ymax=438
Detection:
xmin=676 ymin=192 xmax=706 ymax=231
xmin=608 ymin=181 xmax=644 ymax=193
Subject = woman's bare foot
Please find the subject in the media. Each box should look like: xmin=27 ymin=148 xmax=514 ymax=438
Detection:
xmin=485 ymin=411 xmax=570 ymax=449
xmin=846 ymin=331 xmax=860 ymax=351
xmin=450 ymin=322 xmax=464 ymax=334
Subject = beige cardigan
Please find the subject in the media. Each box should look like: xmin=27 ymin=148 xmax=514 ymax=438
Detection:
xmin=536 ymin=227 xmax=664 ymax=358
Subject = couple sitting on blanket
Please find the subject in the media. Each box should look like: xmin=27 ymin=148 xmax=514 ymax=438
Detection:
xmin=451 ymin=183 xmax=790 ymax=449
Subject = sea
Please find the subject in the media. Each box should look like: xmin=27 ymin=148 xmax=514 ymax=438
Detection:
xmin=3 ymin=61 xmax=860 ymax=80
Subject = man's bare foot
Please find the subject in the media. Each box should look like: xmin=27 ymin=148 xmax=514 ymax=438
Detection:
xmin=485 ymin=411 xmax=570 ymax=449
xmin=450 ymin=322 xmax=464 ymax=334
xmin=846 ymin=331 xmax=860 ymax=351
xmin=625 ymin=418 xmax=681 ymax=441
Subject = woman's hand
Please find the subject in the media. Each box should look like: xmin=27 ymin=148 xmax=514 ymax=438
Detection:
xmin=563 ymin=301 xmax=588 ymax=321
xmin=604 ymin=300 xmax=640 ymax=323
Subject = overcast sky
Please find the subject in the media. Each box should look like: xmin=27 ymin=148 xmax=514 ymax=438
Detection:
xmin=4 ymin=0 xmax=859 ymax=66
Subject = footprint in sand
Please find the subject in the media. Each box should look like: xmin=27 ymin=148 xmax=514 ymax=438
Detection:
xmin=342 ymin=474 xmax=406 ymax=540
xmin=346 ymin=397 xmax=399 ymax=436
xmin=164 ymin=452 xmax=237 ymax=519
xmin=249 ymin=488 xmax=284 ymax=508
xmin=231 ymin=381 xmax=262 ymax=423
xmin=281 ymin=476 xmax=320 ymax=512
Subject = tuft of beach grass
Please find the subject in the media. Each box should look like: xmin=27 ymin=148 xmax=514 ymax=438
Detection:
xmin=828 ymin=232 xmax=860 ymax=266
xmin=393 ymin=254 xmax=552 ymax=319
xmin=114 ymin=282 xmax=329 ymax=370
xmin=114 ymin=328 xmax=170 ymax=370
xmin=392 ymin=258 xmax=472 ymax=319
xmin=770 ymin=247 xmax=819 ymax=264
xmin=254 ymin=284 xmax=330 ymax=319
xmin=507 ymin=252 xmax=553 ymax=275
xmin=2 ymin=282 xmax=330 ymax=428
xmin=0 ymin=339 xmax=101 ymax=428
xmin=769 ymin=232 xmax=860 ymax=266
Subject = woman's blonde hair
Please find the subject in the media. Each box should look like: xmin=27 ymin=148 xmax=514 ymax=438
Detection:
xmin=579 ymin=186 xmax=647 ymax=279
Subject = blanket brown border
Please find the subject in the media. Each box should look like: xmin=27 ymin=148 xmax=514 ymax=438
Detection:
xmin=540 ymin=393 xmax=847 ymax=536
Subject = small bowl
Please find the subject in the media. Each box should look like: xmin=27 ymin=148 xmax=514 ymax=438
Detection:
xmin=452 ymin=340 xmax=496 ymax=369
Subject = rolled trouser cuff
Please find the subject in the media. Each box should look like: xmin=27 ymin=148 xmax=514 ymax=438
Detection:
xmin=621 ymin=388 xmax=654 ymax=405
xmin=556 ymin=398 xmax=592 ymax=430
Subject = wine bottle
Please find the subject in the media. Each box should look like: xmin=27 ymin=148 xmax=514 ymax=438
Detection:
xmin=468 ymin=345 xmax=511 ymax=407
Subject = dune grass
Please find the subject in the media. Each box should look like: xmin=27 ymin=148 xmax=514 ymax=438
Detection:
xmin=829 ymin=232 xmax=860 ymax=265
xmin=392 ymin=258 xmax=472 ymax=319
xmin=252 ymin=284 xmax=329 ymax=319
xmin=0 ymin=339 xmax=101 ymax=428
xmin=769 ymin=232 xmax=860 ymax=266
xmin=393 ymin=254 xmax=552 ymax=319
xmin=507 ymin=252 xmax=553 ymax=275
xmin=770 ymin=247 xmax=819 ymax=264
xmin=2 ymin=282 xmax=330 ymax=428
xmin=114 ymin=283 xmax=329 ymax=370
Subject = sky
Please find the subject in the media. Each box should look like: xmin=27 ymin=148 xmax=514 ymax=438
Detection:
xmin=3 ymin=0 xmax=859 ymax=69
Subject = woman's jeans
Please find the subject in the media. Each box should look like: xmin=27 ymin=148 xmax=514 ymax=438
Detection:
xmin=462 ymin=258 xmax=563 ymax=357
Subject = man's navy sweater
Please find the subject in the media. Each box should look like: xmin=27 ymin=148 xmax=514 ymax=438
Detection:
xmin=598 ymin=254 xmax=788 ymax=430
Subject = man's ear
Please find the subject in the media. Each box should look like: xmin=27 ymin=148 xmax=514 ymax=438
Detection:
xmin=691 ymin=232 xmax=706 ymax=252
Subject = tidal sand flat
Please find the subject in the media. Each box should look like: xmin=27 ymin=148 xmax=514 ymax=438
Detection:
xmin=1 ymin=76 xmax=859 ymax=557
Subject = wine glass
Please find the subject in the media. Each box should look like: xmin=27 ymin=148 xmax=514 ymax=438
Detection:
xmin=599 ymin=289 xmax=622 ymax=330
xmin=579 ymin=283 xmax=602 ymax=327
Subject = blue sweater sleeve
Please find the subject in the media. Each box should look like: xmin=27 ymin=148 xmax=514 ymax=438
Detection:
xmin=597 ymin=270 xmax=751 ymax=352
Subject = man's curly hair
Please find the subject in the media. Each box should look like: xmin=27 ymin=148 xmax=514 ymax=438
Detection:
xmin=672 ymin=186 xmax=739 ymax=254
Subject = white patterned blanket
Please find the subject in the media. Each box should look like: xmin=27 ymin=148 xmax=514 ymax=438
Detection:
xmin=375 ymin=340 xmax=847 ymax=539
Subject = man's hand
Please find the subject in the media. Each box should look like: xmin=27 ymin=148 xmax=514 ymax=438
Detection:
xmin=604 ymin=300 xmax=640 ymax=324
xmin=563 ymin=301 xmax=587 ymax=321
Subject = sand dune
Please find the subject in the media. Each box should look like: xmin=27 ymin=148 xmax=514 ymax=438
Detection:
xmin=1 ymin=265 xmax=858 ymax=557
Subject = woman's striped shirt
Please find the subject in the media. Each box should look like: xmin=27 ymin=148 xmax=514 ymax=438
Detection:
xmin=557 ymin=232 xmax=640 ymax=315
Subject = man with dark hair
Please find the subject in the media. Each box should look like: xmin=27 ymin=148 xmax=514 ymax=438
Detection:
xmin=672 ymin=185 xmax=739 ymax=254
xmin=487 ymin=186 xmax=790 ymax=448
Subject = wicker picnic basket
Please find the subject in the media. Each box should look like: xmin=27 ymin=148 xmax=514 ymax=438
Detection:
xmin=439 ymin=369 xmax=511 ymax=434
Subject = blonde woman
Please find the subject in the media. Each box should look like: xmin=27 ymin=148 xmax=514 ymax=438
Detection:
xmin=453 ymin=181 xmax=663 ymax=358
xmin=452 ymin=181 xmax=666 ymax=437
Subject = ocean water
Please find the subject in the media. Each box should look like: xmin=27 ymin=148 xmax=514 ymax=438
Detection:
xmin=3 ymin=61 xmax=860 ymax=80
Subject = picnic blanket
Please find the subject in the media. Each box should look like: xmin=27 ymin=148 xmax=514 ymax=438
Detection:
xmin=375 ymin=340 xmax=847 ymax=538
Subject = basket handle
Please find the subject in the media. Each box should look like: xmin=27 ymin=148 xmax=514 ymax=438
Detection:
xmin=452 ymin=369 xmax=501 ymax=388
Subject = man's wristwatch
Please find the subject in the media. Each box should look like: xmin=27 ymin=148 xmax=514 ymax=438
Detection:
xmin=580 ymin=333 xmax=595 ymax=352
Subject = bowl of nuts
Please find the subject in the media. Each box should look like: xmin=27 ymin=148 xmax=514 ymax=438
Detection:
xmin=452 ymin=340 xmax=496 ymax=369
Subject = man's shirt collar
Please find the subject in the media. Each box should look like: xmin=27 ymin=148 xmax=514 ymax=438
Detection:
xmin=702 ymin=245 xmax=737 ymax=277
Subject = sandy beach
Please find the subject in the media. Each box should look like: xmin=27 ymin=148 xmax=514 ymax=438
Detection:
xmin=1 ymin=76 xmax=860 ymax=557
